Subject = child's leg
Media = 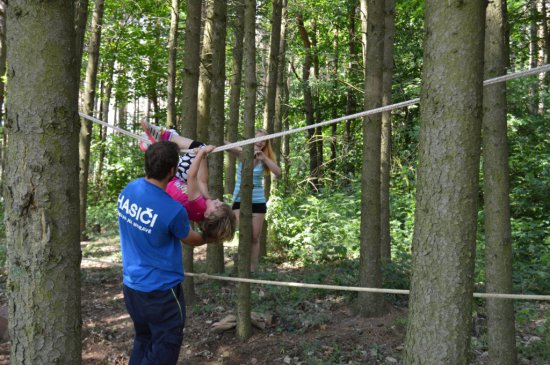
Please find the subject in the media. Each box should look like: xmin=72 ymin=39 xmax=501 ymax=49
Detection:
xmin=141 ymin=120 xmax=195 ymax=150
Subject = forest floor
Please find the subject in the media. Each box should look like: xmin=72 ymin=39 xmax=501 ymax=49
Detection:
xmin=0 ymin=230 xmax=548 ymax=364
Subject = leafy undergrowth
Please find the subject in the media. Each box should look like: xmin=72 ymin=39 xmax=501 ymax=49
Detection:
xmin=0 ymin=232 xmax=548 ymax=364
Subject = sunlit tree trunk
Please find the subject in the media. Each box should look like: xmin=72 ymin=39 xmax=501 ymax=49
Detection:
xmin=206 ymin=0 xmax=227 ymax=274
xmin=483 ymin=1 xmax=517 ymax=364
xmin=80 ymin=0 xmax=104 ymax=240
xmin=358 ymin=0 xmax=386 ymax=318
xmin=74 ymin=0 xmax=89 ymax=90
xmin=237 ymin=0 xmax=256 ymax=341
xmin=180 ymin=0 xmax=203 ymax=306
xmin=380 ymin=0 xmax=395 ymax=262
xmin=225 ymin=1 xmax=245 ymax=195
xmin=94 ymin=58 xmax=114 ymax=196
xmin=167 ymin=0 xmax=180 ymax=130
xmin=404 ymin=1 xmax=486 ymax=363
xmin=6 ymin=1 xmax=82 ymax=362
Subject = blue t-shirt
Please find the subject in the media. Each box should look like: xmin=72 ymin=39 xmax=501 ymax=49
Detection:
xmin=232 ymin=162 xmax=266 ymax=204
xmin=117 ymin=178 xmax=190 ymax=292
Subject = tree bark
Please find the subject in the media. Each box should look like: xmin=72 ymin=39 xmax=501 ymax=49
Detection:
xmin=237 ymin=0 xmax=257 ymax=341
xmin=74 ymin=0 xmax=89 ymax=89
xmin=167 ymin=0 xmax=180 ymax=130
xmin=80 ymin=0 xmax=105 ymax=240
xmin=358 ymin=0 xmax=386 ymax=318
xmin=404 ymin=1 xmax=486 ymax=363
xmin=273 ymin=0 xmax=289 ymax=171
xmin=380 ymin=0 xmax=395 ymax=262
xmin=297 ymin=14 xmax=320 ymax=191
xmin=197 ymin=0 xmax=214 ymax=142
xmin=180 ymin=0 xmax=203 ymax=307
xmin=181 ymin=0 xmax=202 ymax=137
xmin=0 ymin=1 xmax=6 ymax=187
xmin=6 ymin=1 xmax=82 ymax=362
xmin=483 ymin=1 xmax=517 ymax=364
xmin=225 ymin=0 xmax=245 ymax=195
xmin=206 ymin=0 xmax=227 ymax=274
xmin=344 ymin=0 xmax=359 ymax=180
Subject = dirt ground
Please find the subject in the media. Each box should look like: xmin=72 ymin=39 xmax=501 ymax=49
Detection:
xmin=0 ymin=239 xmax=547 ymax=364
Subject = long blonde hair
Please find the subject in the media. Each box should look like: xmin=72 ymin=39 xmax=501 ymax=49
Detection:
xmin=256 ymin=128 xmax=276 ymax=176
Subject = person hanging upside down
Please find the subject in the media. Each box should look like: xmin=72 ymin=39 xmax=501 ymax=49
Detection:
xmin=141 ymin=120 xmax=236 ymax=243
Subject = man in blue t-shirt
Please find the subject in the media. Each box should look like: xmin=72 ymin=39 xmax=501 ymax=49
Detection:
xmin=118 ymin=141 xmax=209 ymax=365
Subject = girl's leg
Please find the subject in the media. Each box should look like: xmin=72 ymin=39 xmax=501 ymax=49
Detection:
xmin=250 ymin=213 xmax=265 ymax=272
xmin=141 ymin=120 xmax=194 ymax=149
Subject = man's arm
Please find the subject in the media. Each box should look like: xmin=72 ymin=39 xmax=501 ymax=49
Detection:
xmin=180 ymin=229 xmax=206 ymax=246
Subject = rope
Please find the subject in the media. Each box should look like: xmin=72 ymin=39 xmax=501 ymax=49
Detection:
xmin=78 ymin=64 xmax=550 ymax=153
xmin=80 ymin=258 xmax=550 ymax=301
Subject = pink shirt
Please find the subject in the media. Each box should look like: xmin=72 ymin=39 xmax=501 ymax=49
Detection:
xmin=166 ymin=178 xmax=207 ymax=222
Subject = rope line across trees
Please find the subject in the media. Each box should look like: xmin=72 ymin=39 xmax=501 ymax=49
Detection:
xmin=79 ymin=64 xmax=550 ymax=153
xmin=81 ymin=258 xmax=550 ymax=301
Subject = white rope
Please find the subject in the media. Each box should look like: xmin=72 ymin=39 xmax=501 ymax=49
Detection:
xmin=78 ymin=64 xmax=550 ymax=153
xmin=78 ymin=112 xmax=151 ymax=144
xmin=79 ymin=258 xmax=550 ymax=301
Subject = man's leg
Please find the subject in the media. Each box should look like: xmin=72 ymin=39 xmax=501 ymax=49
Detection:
xmin=123 ymin=285 xmax=152 ymax=365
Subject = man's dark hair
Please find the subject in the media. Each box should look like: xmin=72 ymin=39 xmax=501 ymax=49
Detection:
xmin=144 ymin=141 xmax=179 ymax=180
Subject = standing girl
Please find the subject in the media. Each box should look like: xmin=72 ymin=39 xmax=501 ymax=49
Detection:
xmin=227 ymin=129 xmax=281 ymax=272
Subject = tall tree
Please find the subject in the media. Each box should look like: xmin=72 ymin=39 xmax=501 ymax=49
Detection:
xmin=0 ymin=1 xmax=6 ymax=186
xmin=237 ymin=0 xmax=257 ymax=341
xmin=197 ymin=0 xmax=214 ymax=142
xmin=5 ymin=1 xmax=82 ymax=362
xmin=272 ymin=0 xmax=289 ymax=168
xmin=297 ymin=13 xmax=320 ymax=191
xmin=404 ymin=1 xmax=486 ymax=363
xmin=80 ymin=0 xmax=105 ymax=240
xmin=74 ymin=0 xmax=89 ymax=84
xmin=206 ymin=0 xmax=227 ymax=274
xmin=259 ymin=0 xmax=284 ymax=259
xmin=358 ymin=0 xmax=386 ymax=318
xmin=380 ymin=0 xmax=396 ymax=261
xmin=225 ymin=0 xmax=245 ymax=195
xmin=167 ymin=0 xmax=180 ymax=130
xmin=180 ymin=0 xmax=203 ymax=306
xmin=483 ymin=1 xmax=517 ymax=364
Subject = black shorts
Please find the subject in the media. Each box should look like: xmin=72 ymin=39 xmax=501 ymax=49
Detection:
xmin=232 ymin=202 xmax=267 ymax=214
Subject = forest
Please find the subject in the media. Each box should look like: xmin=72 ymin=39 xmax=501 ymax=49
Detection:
xmin=0 ymin=0 xmax=548 ymax=364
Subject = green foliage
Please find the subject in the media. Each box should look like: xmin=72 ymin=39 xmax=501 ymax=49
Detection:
xmin=268 ymin=186 xmax=361 ymax=264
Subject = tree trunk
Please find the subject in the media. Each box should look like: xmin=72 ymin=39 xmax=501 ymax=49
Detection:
xmin=225 ymin=1 xmax=245 ymax=195
xmin=344 ymin=0 xmax=359 ymax=180
xmin=95 ymin=59 xmax=114 ymax=194
xmin=80 ymin=0 xmax=105 ymax=240
xmin=483 ymin=1 xmax=517 ymax=364
xmin=237 ymin=0 xmax=257 ymax=341
xmin=380 ymin=0 xmax=395 ymax=262
xmin=181 ymin=0 xmax=201 ymax=137
xmin=167 ymin=0 xmax=180 ymax=130
xmin=5 ymin=1 xmax=82 ymax=362
xmin=273 ymin=0 xmax=289 ymax=171
xmin=297 ymin=14 xmax=320 ymax=191
xmin=528 ymin=1 xmax=539 ymax=114
xmin=180 ymin=0 xmax=203 ymax=307
xmin=0 ymin=1 xmax=6 ymax=187
xmin=358 ymin=0 xmax=386 ymax=318
xmin=74 ymin=0 xmax=89 ymax=89
xmin=404 ymin=1 xmax=486 ymax=363
xmin=259 ymin=0 xmax=283 ymax=259
xmin=330 ymin=28 xmax=339 ymax=183
xmin=197 ymin=0 xmax=214 ymax=142
xmin=206 ymin=0 xmax=227 ymax=274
